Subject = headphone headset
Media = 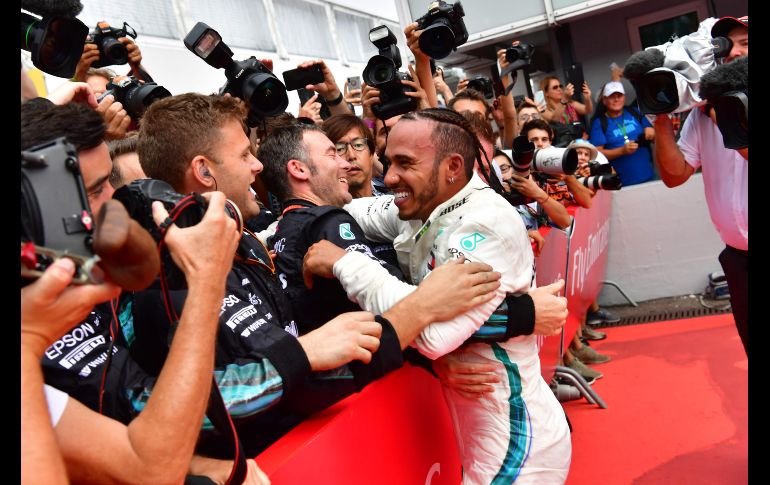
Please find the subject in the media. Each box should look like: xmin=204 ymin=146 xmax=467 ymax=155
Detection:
xmin=200 ymin=167 xmax=211 ymax=177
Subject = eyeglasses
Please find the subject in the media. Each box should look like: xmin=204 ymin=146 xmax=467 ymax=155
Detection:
xmin=498 ymin=164 xmax=512 ymax=172
xmin=335 ymin=137 xmax=369 ymax=155
xmin=518 ymin=113 xmax=541 ymax=122
xmin=550 ymin=84 xmax=563 ymax=90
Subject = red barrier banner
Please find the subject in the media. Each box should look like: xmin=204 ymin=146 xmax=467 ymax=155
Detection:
xmin=564 ymin=190 xmax=612 ymax=344
xmin=257 ymin=363 xmax=462 ymax=484
xmin=534 ymin=225 xmax=570 ymax=383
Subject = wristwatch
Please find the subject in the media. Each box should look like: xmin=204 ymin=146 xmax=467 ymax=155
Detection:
xmin=325 ymin=92 xmax=344 ymax=106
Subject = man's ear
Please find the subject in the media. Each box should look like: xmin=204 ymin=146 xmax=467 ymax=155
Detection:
xmin=192 ymin=156 xmax=216 ymax=188
xmin=287 ymin=159 xmax=311 ymax=181
xmin=444 ymin=153 xmax=466 ymax=182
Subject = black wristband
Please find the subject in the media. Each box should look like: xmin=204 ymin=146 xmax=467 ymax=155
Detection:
xmin=504 ymin=293 xmax=536 ymax=338
xmin=325 ymin=92 xmax=344 ymax=106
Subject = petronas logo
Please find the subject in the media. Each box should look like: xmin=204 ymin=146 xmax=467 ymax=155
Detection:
xmin=460 ymin=232 xmax=486 ymax=251
xmin=339 ymin=223 xmax=355 ymax=240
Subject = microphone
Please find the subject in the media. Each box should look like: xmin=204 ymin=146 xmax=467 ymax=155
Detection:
xmin=21 ymin=0 xmax=83 ymax=17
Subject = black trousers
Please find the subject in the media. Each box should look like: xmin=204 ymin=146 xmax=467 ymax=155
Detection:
xmin=719 ymin=245 xmax=748 ymax=356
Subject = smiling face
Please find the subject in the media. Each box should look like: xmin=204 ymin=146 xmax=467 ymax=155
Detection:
xmin=726 ymin=25 xmax=748 ymax=62
xmin=303 ymin=130 xmax=353 ymax=207
xmin=336 ymin=127 xmax=373 ymax=197
xmin=208 ymin=119 xmax=263 ymax=219
xmin=602 ymin=92 xmax=625 ymax=116
xmin=384 ymin=120 xmax=445 ymax=222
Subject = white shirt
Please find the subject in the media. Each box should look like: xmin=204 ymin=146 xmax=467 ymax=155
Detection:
xmin=678 ymin=108 xmax=748 ymax=250
xmin=44 ymin=384 xmax=69 ymax=427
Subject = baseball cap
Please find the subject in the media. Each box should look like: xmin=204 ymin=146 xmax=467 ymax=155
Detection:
xmin=602 ymin=81 xmax=625 ymax=97
xmin=711 ymin=16 xmax=748 ymax=38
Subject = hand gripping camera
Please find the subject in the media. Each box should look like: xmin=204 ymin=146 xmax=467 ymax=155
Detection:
xmin=21 ymin=138 xmax=159 ymax=290
xmin=88 ymin=21 xmax=137 ymax=68
xmin=699 ymin=56 xmax=747 ymax=150
xmin=576 ymin=161 xmax=622 ymax=191
xmin=466 ymin=77 xmax=495 ymax=99
xmin=415 ymin=0 xmax=468 ymax=60
xmin=363 ymin=25 xmax=418 ymax=120
xmin=99 ymin=75 xmax=171 ymax=120
xmin=113 ymin=179 xmax=244 ymax=290
xmin=184 ymin=22 xmax=288 ymax=126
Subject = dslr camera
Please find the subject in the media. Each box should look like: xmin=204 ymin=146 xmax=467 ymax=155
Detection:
xmin=184 ymin=22 xmax=288 ymax=126
xmin=415 ymin=1 xmax=468 ymax=60
xmin=363 ymin=25 xmax=418 ymax=120
xmin=99 ymin=75 xmax=171 ymax=120
xmin=466 ymin=77 xmax=495 ymax=99
xmin=576 ymin=161 xmax=622 ymax=191
xmin=87 ymin=21 xmax=137 ymax=68
xmin=505 ymin=42 xmax=535 ymax=67
xmin=113 ymin=179 xmax=244 ymax=290
xmin=495 ymin=136 xmax=579 ymax=206
xmin=552 ymin=121 xmax=585 ymax=148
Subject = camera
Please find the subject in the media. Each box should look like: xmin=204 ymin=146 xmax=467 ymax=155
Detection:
xmin=184 ymin=22 xmax=288 ymax=126
xmin=552 ymin=121 xmax=585 ymax=148
xmin=505 ymin=42 xmax=535 ymax=67
xmin=577 ymin=162 xmax=622 ymax=190
xmin=699 ymin=56 xmax=748 ymax=150
xmin=415 ymin=1 xmax=468 ymax=60
xmin=21 ymin=137 xmax=96 ymax=283
xmin=532 ymin=146 xmax=579 ymax=176
xmin=113 ymin=179 xmax=243 ymax=290
xmin=466 ymin=77 xmax=495 ymax=99
xmin=21 ymin=12 xmax=88 ymax=77
xmin=363 ymin=25 xmax=418 ymax=120
xmin=624 ymin=18 xmax=733 ymax=115
xmin=99 ymin=75 xmax=171 ymax=119
xmin=87 ymin=21 xmax=137 ymax=68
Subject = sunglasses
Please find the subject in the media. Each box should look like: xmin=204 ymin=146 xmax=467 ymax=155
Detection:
xmin=550 ymin=84 xmax=563 ymax=90
xmin=335 ymin=137 xmax=369 ymax=155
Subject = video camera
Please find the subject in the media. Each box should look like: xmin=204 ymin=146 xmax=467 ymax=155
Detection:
xmin=99 ymin=75 xmax=171 ymax=119
xmin=623 ymin=18 xmax=733 ymax=115
xmin=21 ymin=138 xmax=160 ymax=290
xmin=363 ymin=25 xmax=418 ymax=120
xmin=576 ymin=161 xmax=622 ymax=191
xmin=87 ymin=21 xmax=137 ymax=68
xmin=20 ymin=11 xmax=88 ymax=78
xmin=415 ymin=0 xmax=468 ymax=60
xmin=113 ymin=179 xmax=244 ymax=290
xmin=699 ymin=56 xmax=747 ymax=149
xmin=184 ymin=22 xmax=288 ymax=126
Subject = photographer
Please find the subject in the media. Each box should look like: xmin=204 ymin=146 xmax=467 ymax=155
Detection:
xmin=73 ymin=33 xmax=151 ymax=83
xmin=589 ymin=81 xmax=655 ymax=186
xmin=652 ymin=16 xmax=748 ymax=355
xmin=21 ymin=187 xmax=258 ymax=484
xmin=296 ymin=59 xmax=354 ymax=117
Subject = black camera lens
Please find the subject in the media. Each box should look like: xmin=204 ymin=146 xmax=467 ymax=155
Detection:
xmin=419 ymin=20 xmax=455 ymax=60
xmin=100 ymin=35 xmax=128 ymax=64
xmin=21 ymin=14 xmax=88 ymax=78
xmin=242 ymin=73 xmax=289 ymax=117
xmin=124 ymin=83 xmax=172 ymax=119
xmin=363 ymin=55 xmax=398 ymax=87
xmin=637 ymin=70 xmax=679 ymax=114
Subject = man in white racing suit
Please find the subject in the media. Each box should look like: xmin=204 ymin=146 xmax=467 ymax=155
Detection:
xmin=304 ymin=108 xmax=571 ymax=484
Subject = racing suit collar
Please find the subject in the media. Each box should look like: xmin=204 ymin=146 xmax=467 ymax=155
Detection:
xmin=413 ymin=172 xmax=488 ymax=242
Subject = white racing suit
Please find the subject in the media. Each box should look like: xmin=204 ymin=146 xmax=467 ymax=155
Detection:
xmin=337 ymin=172 xmax=571 ymax=484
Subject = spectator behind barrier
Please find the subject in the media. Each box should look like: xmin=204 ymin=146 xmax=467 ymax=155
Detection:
xmin=589 ymin=81 xmax=655 ymax=186
xmin=108 ymin=132 xmax=145 ymax=189
xmin=540 ymin=75 xmax=593 ymax=125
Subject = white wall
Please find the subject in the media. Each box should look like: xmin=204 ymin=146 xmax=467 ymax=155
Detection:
xmin=597 ymin=174 xmax=724 ymax=305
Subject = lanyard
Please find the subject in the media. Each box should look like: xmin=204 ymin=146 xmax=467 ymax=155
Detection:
xmin=610 ymin=113 xmax=629 ymax=142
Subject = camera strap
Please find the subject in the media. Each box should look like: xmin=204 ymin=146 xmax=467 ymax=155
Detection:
xmin=204 ymin=378 xmax=250 ymax=485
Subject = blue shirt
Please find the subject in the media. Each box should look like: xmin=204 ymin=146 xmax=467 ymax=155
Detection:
xmin=589 ymin=109 xmax=654 ymax=186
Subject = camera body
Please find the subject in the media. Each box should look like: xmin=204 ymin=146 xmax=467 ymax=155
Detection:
xmin=505 ymin=42 xmax=535 ymax=66
xmin=21 ymin=137 xmax=95 ymax=283
xmin=552 ymin=121 xmax=585 ymax=148
xmin=113 ymin=179 xmax=243 ymax=290
xmin=88 ymin=21 xmax=137 ymax=68
xmin=100 ymin=75 xmax=171 ymax=119
xmin=363 ymin=25 xmax=418 ymax=120
xmin=184 ymin=22 xmax=288 ymax=126
xmin=466 ymin=77 xmax=495 ymax=99
xmin=415 ymin=1 xmax=468 ymax=60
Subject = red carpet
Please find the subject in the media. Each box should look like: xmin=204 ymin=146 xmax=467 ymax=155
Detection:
xmin=564 ymin=315 xmax=747 ymax=485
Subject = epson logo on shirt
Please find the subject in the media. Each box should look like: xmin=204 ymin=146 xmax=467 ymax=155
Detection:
xmin=225 ymin=305 xmax=259 ymax=330
xmin=220 ymin=295 xmax=241 ymax=315
xmin=45 ymin=322 xmax=99 ymax=360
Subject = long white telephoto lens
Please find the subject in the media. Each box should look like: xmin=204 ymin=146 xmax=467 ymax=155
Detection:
xmin=532 ymin=146 xmax=578 ymax=175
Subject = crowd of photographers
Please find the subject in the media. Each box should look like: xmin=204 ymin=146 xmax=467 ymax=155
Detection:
xmin=21 ymin=0 xmax=747 ymax=483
